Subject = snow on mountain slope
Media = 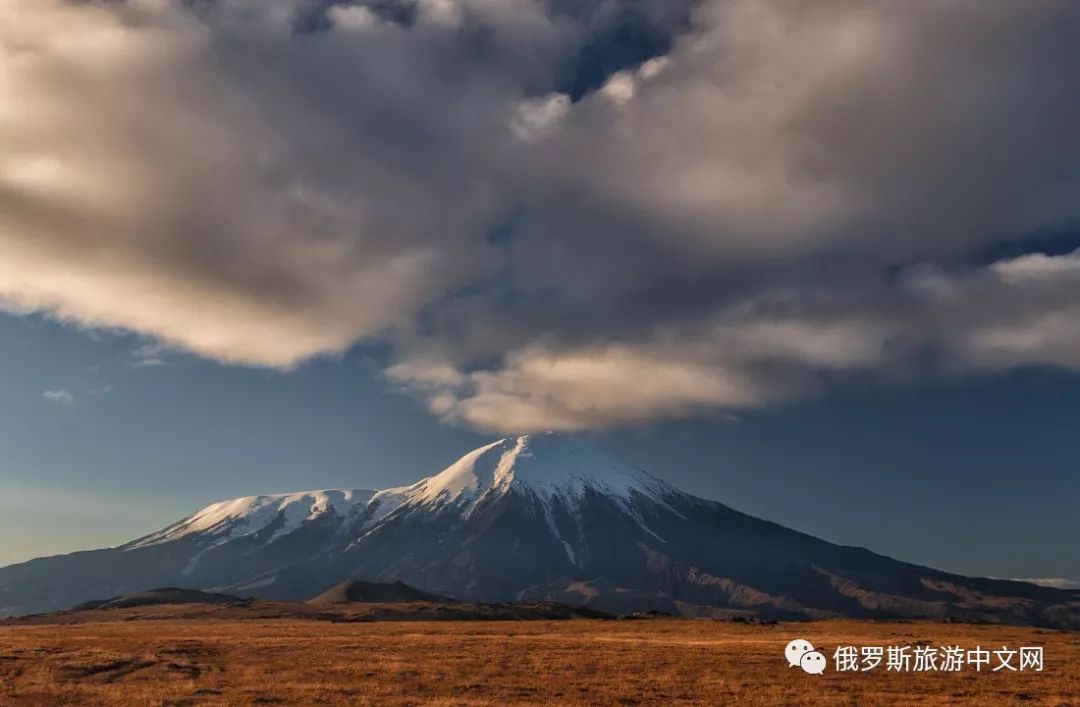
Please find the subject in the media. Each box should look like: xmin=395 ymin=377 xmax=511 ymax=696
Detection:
xmin=129 ymin=434 xmax=686 ymax=558
xmin=392 ymin=433 xmax=682 ymax=514
xmin=128 ymin=488 xmax=376 ymax=550
xmin=361 ymin=433 xmax=687 ymax=560
xmin=124 ymin=434 xmax=684 ymax=568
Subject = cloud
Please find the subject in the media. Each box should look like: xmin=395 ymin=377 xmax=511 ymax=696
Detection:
xmin=510 ymin=93 xmax=571 ymax=141
xmin=388 ymin=312 xmax=892 ymax=430
xmin=392 ymin=248 xmax=1080 ymax=432
xmin=42 ymin=390 xmax=74 ymax=406
xmin=0 ymin=0 xmax=506 ymax=367
xmin=1009 ymin=578 xmax=1080 ymax=591
xmin=132 ymin=343 xmax=169 ymax=368
xmin=5 ymin=0 xmax=1080 ymax=431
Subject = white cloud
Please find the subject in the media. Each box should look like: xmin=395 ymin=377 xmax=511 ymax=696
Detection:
xmin=390 ymin=311 xmax=897 ymax=432
xmin=1009 ymin=578 xmax=1080 ymax=591
xmin=327 ymin=5 xmax=379 ymax=31
xmin=131 ymin=343 xmax=168 ymax=368
xmin=42 ymin=390 xmax=74 ymax=405
xmin=511 ymin=93 xmax=571 ymax=141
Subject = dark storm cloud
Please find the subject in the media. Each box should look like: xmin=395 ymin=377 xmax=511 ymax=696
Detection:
xmin=3 ymin=0 xmax=1080 ymax=431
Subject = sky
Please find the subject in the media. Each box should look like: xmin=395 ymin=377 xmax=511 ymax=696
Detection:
xmin=4 ymin=310 xmax=1079 ymax=584
xmin=1 ymin=0 xmax=1080 ymax=583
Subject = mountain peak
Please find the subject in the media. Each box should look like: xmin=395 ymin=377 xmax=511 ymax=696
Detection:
xmin=402 ymin=432 xmax=676 ymax=511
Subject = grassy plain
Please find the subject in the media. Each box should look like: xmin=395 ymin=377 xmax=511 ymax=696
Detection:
xmin=0 ymin=618 xmax=1076 ymax=705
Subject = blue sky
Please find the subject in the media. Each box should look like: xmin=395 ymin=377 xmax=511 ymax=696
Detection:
xmin=4 ymin=311 xmax=1077 ymax=583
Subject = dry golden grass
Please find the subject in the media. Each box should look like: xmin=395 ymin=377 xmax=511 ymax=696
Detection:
xmin=0 ymin=618 xmax=1076 ymax=705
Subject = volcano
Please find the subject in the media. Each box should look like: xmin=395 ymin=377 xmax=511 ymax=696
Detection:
xmin=1 ymin=433 xmax=1076 ymax=626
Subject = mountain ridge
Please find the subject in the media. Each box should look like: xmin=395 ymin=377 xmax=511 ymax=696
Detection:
xmin=1 ymin=433 xmax=1077 ymax=627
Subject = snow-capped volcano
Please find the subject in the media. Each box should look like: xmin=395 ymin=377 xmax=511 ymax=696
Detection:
xmin=1 ymin=434 xmax=1077 ymax=627
xmin=127 ymin=433 xmax=681 ymax=569
xmin=121 ymin=433 xmax=680 ymax=563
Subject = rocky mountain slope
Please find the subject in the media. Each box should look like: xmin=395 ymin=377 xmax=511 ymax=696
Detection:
xmin=1 ymin=433 xmax=1076 ymax=626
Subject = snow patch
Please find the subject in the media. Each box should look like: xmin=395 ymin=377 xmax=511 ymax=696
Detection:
xmin=128 ymin=489 xmax=375 ymax=550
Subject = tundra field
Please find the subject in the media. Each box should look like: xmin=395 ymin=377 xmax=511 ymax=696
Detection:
xmin=0 ymin=619 xmax=1077 ymax=706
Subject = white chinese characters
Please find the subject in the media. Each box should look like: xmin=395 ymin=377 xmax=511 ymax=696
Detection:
xmin=830 ymin=644 xmax=1044 ymax=673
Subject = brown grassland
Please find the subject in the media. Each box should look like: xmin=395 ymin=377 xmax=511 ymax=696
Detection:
xmin=0 ymin=618 xmax=1076 ymax=706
